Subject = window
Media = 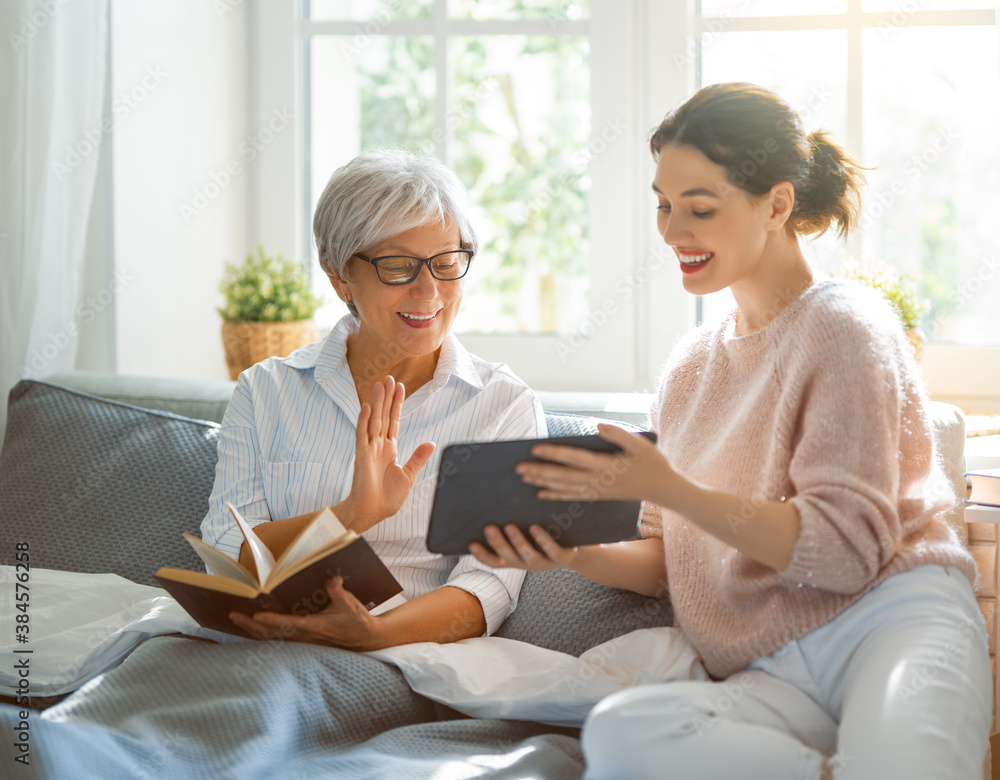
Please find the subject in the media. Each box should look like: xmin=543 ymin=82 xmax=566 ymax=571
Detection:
xmin=695 ymin=3 xmax=1000 ymax=355
xmin=298 ymin=0 xmax=651 ymax=390
xmin=304 ymin=1 xmax=592 ymax=334
xmin=260 ymin=1 xmax=998 ymax=400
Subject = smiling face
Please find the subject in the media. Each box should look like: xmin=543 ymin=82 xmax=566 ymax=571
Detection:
xmin=329 ymin=219 xmax=465 ymax=385
xmin=652 ymin=143 xmax=777 ymax=298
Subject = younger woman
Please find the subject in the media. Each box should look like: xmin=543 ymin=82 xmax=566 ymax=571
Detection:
xmin=471 ymin=82 xmax=991 ymax=779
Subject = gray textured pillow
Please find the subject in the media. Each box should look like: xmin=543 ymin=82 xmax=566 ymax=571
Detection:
xmin=494 ymin=413 xmax=674 ymax=655
xmin=494 ymin=567 xmax=674 ymax=657
xmin=0 ymin=380 xmax=220 ymax=586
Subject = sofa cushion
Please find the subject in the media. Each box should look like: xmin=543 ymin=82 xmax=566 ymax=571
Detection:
xmin=494 ymin=567 xmax=674 ymax=656
xmin=0 ymin=380 xmax=220 ymax=586
xmin=45 ymin=370 xmax=236 ymax=425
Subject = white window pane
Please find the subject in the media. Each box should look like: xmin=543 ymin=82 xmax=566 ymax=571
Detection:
xmin=308 ymin=0 xmax=432 ymax=20
xmin=698 ymin=30 xmax=849 ymax=325
xmin=862 ymin=26 xmax=1000 ymax=346
xmin=449 ymin=35 xmax=591 ymax=334
xmin=307 ymin=35 xmax=436 ymax=317
xmin=700 ymin=0 xmax=846 ymax=16
xmin=448 ymin=0 xmax=587 ymax=21
xmin=863 ymin=0 xmax=996 ymax=9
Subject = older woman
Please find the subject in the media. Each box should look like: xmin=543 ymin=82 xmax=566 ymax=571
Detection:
xmin=200 ymin=150 xmax=545 ymax=650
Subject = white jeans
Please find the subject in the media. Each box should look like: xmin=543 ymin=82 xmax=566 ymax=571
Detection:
xmin=582 ymin=565 xmax=992 ymax=780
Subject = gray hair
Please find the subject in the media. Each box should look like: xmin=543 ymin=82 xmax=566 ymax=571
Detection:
xmin=313 ymin=150 xmax=479 ymax=316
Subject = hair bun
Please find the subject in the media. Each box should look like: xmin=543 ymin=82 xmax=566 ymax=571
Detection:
xmin=795 ymin=129 xmax=866 ymax=238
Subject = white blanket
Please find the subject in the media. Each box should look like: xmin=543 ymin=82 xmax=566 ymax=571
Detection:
xmin=0 ymin=566 xmax=240 ymax=696
xmin=367 ymin=627 xmax=708 ymax=727
xmin=1 ymin=566 xmax=705 ymax=727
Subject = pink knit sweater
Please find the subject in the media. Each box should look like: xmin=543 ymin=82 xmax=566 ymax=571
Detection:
xmin=641 ymin=279 xmax=976 ymax=679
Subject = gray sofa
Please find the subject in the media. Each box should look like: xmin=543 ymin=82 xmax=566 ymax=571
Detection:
xmin=0 ymin=373 xmax=674 ymax=779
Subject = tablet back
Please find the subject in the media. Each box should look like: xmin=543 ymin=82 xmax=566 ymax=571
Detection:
xmin=426 ymin=432 xmax=655 ymax=556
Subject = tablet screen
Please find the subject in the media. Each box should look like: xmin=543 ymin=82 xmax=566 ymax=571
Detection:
xmin=425 ymin=431 xmax=656 ymax=556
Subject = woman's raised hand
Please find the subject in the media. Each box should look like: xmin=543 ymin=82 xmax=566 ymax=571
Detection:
xmin=342 ymin=376 xmax=435 ymax=533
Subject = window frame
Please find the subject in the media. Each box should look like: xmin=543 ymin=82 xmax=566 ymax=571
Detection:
xmin=249 ymin=0 xmax=1000 ymax=407
xmin=693 ymin=1 xmax=1000 ymax=409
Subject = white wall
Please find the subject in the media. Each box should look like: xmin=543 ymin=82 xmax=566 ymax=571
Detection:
xmin=247 ymin=1 xmax=300 ymax=264
xmin=111 ymin=0 xmax=249 ymax=379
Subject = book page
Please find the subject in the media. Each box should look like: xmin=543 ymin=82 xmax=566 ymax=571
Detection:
xmin=369 ymin=592 xmax=407 ymax=616
xmin=182 ymin=533 xmax=259 ymax=589
xmin=270 ymin=507 xmax=349 ymax=581
xmin=227 ymin=502 xmax=276 ymax=584
xmin=155 ymin=566 xmax=261 ymax=599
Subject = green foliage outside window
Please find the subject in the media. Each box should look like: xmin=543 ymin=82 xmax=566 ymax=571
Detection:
xmin=351 ymin=1 xmax=591 ymax=332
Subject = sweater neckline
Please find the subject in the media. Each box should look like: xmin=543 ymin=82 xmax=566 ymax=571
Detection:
xmin=721 ymin=277 xmax=832 ymax=360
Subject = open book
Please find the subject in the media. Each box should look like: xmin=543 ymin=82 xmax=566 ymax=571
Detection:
xmin=155 ymin=504 xmax=404 ymax=638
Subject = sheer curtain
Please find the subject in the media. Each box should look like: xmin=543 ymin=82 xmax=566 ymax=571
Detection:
xmin=0 ymin=0 xmax=109 ymax=443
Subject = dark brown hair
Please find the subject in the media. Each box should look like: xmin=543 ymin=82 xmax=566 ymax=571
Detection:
xmin=650 ymin=82 xmax=865 ymax=238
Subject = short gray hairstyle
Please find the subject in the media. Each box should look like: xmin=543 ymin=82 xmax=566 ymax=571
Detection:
xmin=313 ymin=150 xmax=479 ymax=316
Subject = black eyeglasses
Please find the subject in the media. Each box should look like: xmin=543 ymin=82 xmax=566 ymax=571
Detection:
xmin=354 ymin=249 xmax=474 ymax=285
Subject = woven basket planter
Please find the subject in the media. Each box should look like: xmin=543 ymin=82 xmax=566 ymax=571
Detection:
xmin=221 ymin=320 xmax=320 ymax=380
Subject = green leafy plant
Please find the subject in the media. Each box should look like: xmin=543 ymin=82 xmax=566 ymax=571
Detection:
xmin=840 ymin=264 xmax=928 ymax=330
xmin=218 ymin=246 xmax=321 ymax=323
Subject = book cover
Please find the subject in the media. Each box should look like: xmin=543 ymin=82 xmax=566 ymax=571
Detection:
xmin=966 ymin=468 xmax=1000 ymax=508
xmin=156 ymin=505 xmax=403 ymax=638
xmin=157 ymin=536 xmax=402 ymax=638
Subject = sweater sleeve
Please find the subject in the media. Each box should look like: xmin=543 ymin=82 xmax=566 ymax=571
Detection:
xmin=779 ymin=291 xmax=931 ymax=594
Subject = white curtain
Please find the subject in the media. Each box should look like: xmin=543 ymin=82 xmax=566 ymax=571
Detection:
xmin=0 ymin=0 xmax=109 ymax=443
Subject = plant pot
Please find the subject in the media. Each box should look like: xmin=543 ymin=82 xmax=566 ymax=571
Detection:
xmin=906 ymin=327 xmax=926 ymax=364
xmin=221 ymin=319 xmax=320 ymax=380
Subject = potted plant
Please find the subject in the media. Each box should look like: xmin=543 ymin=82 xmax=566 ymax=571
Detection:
xmin=219 ymin=246 xmax=323 ymax=380
xmin=839 ymin=264 xmax=928 ymax=362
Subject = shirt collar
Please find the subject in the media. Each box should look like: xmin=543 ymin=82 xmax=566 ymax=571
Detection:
xmin=283 ymin=314 xmax=354 ymax=374
xmin=285 ymin=314 xmax=484 ymax=393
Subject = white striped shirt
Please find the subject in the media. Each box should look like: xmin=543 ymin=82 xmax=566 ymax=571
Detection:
xmin=200 ymin=314 xmax=545 ymax=634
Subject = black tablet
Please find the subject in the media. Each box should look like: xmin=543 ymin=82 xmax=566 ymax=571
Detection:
xmin=425 ymin=431 xmax=657 ymax=557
